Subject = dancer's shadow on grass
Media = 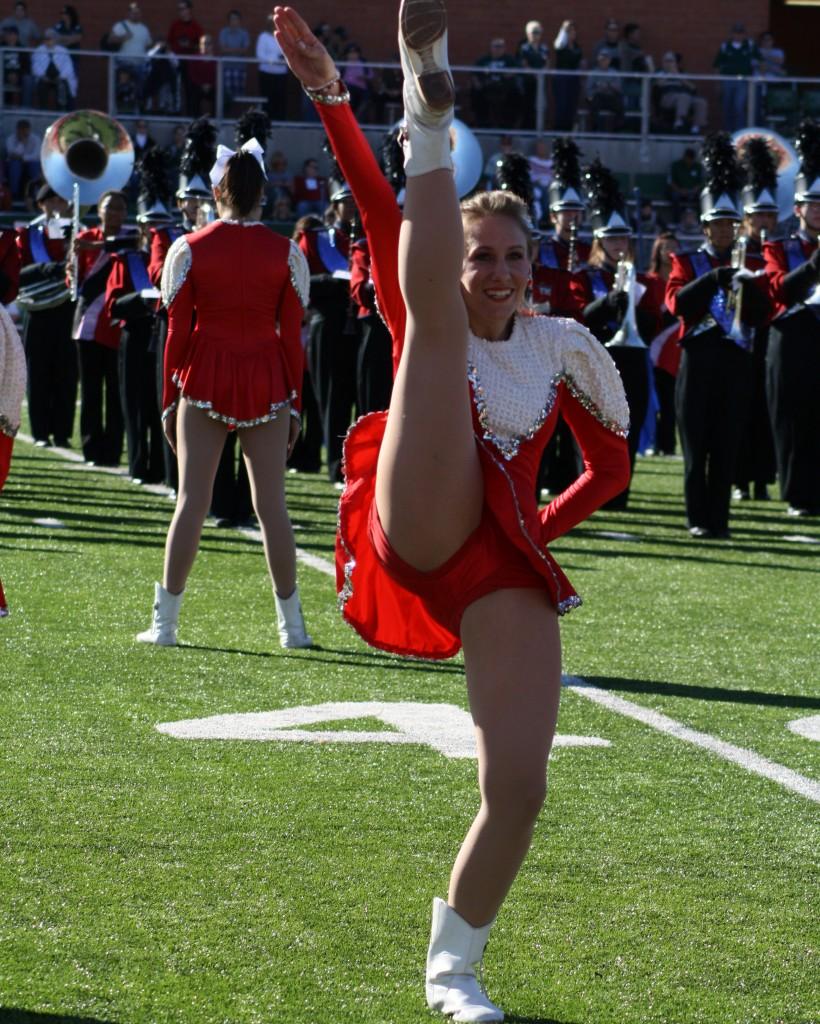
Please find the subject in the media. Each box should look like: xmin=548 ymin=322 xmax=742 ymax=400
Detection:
xmin=579 ymin=675 xmax=820 ymax=710
xmin=180 ymin=643 xmax=463 ymax=674
xmin=0 ymin=1011 xmax=117 ymax=1024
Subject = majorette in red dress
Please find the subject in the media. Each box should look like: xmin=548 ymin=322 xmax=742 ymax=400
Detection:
xmin=317 ymin=100 xmax=630 ymax=660
xmin=160 ymin=219 xmax=310 ymax=428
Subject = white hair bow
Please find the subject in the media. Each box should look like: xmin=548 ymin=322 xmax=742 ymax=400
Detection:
xmin=209 ymin=138 xmax=268 ymax=186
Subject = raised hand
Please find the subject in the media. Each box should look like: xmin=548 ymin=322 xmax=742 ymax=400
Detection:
xmin=272 ymin=6 xmax=339 ymax=89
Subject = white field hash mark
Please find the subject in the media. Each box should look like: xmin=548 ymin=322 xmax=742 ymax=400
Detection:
xmin=21 ymin=434 xmax=819 ymax=803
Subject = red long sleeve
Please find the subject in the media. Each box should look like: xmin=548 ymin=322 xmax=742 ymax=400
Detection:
xmin=540 ymin=385 xmax=630 ymax=543
xmin=316 ymin=101 xmax=406 ymax=369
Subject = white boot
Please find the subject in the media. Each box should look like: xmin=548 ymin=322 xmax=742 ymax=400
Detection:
xmin=398 ymin=0 xmax=455 ymax=177
xmin=274 ymin=586 xmax=313 ymax=649
xmin=136 ymin=582 xmax=183 ymax=646
xmin=426 ymin=898 xmax=504 ymax=1022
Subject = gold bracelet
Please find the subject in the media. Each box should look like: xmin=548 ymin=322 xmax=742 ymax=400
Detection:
xmin=303 ymin=76 xmax=350 ymax=105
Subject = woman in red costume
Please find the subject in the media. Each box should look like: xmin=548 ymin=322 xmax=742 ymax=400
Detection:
xmin=136 ymin=141 xmax=314 ymax=649
xmin=276 ymin=4 xmax=630 ymax=1020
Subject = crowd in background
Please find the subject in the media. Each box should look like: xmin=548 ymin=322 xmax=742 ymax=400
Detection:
xmin=0 ymin=4 xmax=803 ymax=136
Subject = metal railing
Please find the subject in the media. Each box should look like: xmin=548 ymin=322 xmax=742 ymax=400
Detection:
xmin=0 ymin=45 xmax=818 ymax=144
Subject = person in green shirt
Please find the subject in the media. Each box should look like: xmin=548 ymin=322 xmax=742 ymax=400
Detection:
xmin=713 ymin=22 xmax=760 ymax=133
xmin=667 ymin=146 xmax=705 ymax=224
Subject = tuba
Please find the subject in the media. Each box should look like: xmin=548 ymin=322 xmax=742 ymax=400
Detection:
xmin=606 ymin=258 xmax=647 ymax=348
xmin=16 ymin=213 xmax=74 ymax=312
xmin=40 ymin=110 xmax=135 ymax=300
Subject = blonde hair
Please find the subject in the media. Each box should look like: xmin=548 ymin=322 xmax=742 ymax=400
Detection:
xmin=460 ymin=189 xmax=534 ymax=245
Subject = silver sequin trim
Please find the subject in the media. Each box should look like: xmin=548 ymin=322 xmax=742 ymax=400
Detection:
xmin=160 ymin=400 xmax=178 ymax=422
xmin=288 ymin=240 xmax=311 ymax=310
xmin=171 ymin=376 xmax=296 ymax=428
xmin=469 ymin=364 xmax=628 ymax=462
xmin=160 ymin=236 xmax=192 ymax=308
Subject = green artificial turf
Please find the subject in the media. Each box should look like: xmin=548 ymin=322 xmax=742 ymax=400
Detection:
xmin=0 ymin=435 xmax=817 ymax=1024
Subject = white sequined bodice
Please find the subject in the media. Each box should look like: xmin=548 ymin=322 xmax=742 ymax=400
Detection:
xmin=467 ymin=315 xmax=629 ymax=459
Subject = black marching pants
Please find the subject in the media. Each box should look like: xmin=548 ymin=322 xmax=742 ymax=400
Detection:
xmin=766 ymin=312 xmax=820 ymax=512
xmin=603 ymin=346 xmax=650 ymax=510
xmin=676 ymin=336 xmax=754 ymax=533
xmin=309 ymin=311 xmax=360 ymax=483
xmin=119 ymin=318 xmax=164 ymax=482
xmin=77 ymin=339 xmax=124 ymax=466
xmin=23 ymin=301 xmax=77 ymax=444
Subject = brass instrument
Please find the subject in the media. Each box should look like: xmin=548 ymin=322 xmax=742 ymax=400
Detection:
xmin=16 ymin=214 xmax=72 ymax=312
xmin=40 ymin=110 xmax=134 ymax=300
xmin=726 ymin=228 xmax=749 ymax=344
xmin=606 ymin=257 xmax=647 ymax=349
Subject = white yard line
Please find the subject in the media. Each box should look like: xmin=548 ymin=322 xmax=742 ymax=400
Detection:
xmin=564 ymin=676 xmax=820 ymax=804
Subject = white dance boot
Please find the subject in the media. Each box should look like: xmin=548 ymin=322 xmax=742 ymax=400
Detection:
xmin=426 ymin=898 xmax=504 ymax=1022
xmin=398 ymin=0 xmax=455 ymax=177
xmin=274 ymin=586 xmax=313 ymax=649
xmin=136 ymin=582 xmax=183 ymax=646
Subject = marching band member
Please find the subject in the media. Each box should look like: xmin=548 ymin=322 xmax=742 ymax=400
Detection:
xmin=763 ymin=119 xmax=820 ymax=518
xmin=531 ymin=139 xmax=589 ymax=496
xmin=297 ymin=184 xmax=359 ymax=484
xmin=733 ymin=137 xmax=779 ymax=502
xmin=275 ymin=6 xmax=630 ymax=1020
xmin=148 ymin=118 xmax=215 ymax=492
xmin=104 ymin=152 xmax=170 ymax=485
xmin=666 ymin=133 xmax=771 ymax=539
xmin=137 ymin=140 xmax=313 ymax=649
xmin=70 ymin=189 xmax=132 ymax=467
xmin=568 ymin=159 xmax=664 ymax=508
xmin=645 ymin=231 xmax=683 ymax=457
xmin=16 ymin=185 xmax=72 ymax=447
xmin=0 ymin=302 xmax=25 ymax=616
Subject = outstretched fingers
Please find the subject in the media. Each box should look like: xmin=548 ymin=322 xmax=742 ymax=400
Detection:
xmin=272 ymin=6 xmax=337 ymax=86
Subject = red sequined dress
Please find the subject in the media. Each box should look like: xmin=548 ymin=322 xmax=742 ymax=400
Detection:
xmin=161 ymin=219 xmax=310 ymax=428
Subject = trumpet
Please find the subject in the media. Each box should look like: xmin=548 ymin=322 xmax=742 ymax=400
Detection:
xmin=726 ymin=228 xmax=749 ymax=344
xmin=606 ymin=257 xmax=647 ymax=349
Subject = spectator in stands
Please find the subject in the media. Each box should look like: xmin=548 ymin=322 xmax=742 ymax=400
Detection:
xmin=517 ymin=20 xmax=548 ymax=130
xmin=676 ymin=205 xmax=700 ymax=241
xmin=256 ymin=13 xmax=287 ymax=120
xmin=654 ymin=51 xmax=708 ymax=134
xmin=291 ymin=157 xmax=327 ymax=217
xmin=5 ymin=117 xmax=39 ymax=199
xmin=528 ymin=136 xmax=552 ymax=224
xmin=341 ymin=43 xmax=373 ymax=119
xmin=592 ymin=18 xmax=620 ymax=68
xmin=552 ymin=18 xmax=583 ymax=132
xmin=585 ymin=49 xmax=623 ymax=131
xmin=471 ymin=37 xmax=521 ymax=128
xmin=115 ymin=65 xmax=138 ymax=113
xmin=109 ymin=4 xmax=153 ymax=103
xmin=186 ymin=33 xmax=216 ymax=115
xmin=162 ymin=122 xmax=186 ymax=188
xmin=142 ymin=40 xmax=177 ymax=113
xmin=32 ymin=27 xmax=76 ymax=110
xmin=266 ymin=149 xmax=291 ymax=206
xmin=1 ymin=1 xmax=41 ymax=47
xmin=53 ymin=5 xmax=82 ymax=54
xmin=130 ymin=117 xmax=155 ymax=161
xmin=168 ymin=0 xmax=203 ymax=117
xmin=618 ymin=23 xmax=652 ymax=114
xmin=218 ymin=9 xmax=249 ymax=109
xmin=666 ymin=146 xmax=704 ymax=224
xmin=271 ymin=194 xmax=293 ymax=221
xmin=754 ymin=30 xmax=787 ymax=123
xmin=2 ymin=24 xmax=30 ymax=107
xmin=713 ymin=22 xmax=760 ymax=133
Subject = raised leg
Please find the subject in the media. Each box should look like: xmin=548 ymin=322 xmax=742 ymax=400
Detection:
xmin=374 ymin=0 xmax=482 ymax=572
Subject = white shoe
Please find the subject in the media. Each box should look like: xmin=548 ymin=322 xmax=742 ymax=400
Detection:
xmin=398 ymin=0 xmax=455 ymax=176
xmin=426 ymin=898 xmax=504 ymax=1022
xmin=136 ymin=582 xmax=183 ymax=646
xmin=275 ymin=586 xmax=313 ymax=649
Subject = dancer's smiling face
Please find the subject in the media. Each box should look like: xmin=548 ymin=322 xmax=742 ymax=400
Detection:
xmin=461 ymin=213 xmax=531 ymax=341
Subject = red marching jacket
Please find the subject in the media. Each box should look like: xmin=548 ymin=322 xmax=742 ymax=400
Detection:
xmin=763 ymin=236 xmax=817 ymax=318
